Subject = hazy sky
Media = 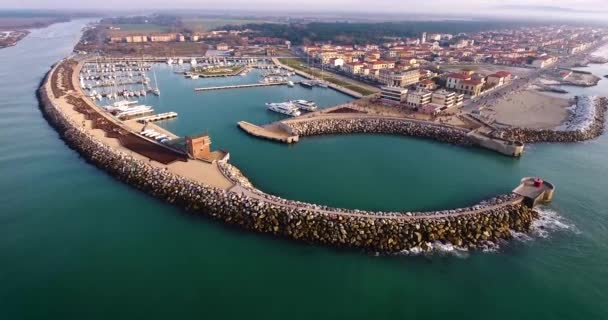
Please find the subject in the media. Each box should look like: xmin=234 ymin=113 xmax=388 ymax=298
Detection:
xmin=2 ymin=0 xmax=608 ymax=14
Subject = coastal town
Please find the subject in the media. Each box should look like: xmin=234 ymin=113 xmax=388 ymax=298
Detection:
xmin=31 ymin=14 xmax=608 ymax=254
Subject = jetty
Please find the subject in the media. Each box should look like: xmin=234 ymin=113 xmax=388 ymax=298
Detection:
xmin=238 ymin=121 xmax=299 ymax=143
xmin=194 ymin=82 xmax=290 ymax=92
xmin=238 ymin=105 xmax=525 ymax=157
xmin=136 ymin=112 xmax=178 ymax=123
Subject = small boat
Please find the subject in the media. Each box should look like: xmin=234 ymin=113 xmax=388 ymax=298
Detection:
xmin=167 ymin=58 xmax=174 ymax=65
xmin=287 ymin=81 xmax=294 ymax=87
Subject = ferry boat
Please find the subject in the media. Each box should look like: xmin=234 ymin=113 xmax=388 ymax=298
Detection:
xmin=265 ymin=102 xmax=301 ymax=117
xmin=291 ymin=99 xmax=318 ymax=112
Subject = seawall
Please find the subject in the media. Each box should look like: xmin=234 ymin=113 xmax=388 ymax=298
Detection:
xmin=38 ymin=59 xmax=542 ymax=254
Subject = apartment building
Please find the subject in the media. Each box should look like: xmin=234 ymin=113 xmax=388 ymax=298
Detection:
xmin=405 ymin=90 xmax=432 ymax=108
xmin=379 ymin=68 xmax=420 ymax=87
xmin=380 ymin=86 xmax=409 ymax=103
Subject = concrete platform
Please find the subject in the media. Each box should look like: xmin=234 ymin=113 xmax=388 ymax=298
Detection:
xmin=237 ymin=121 xmax=299 ymax=143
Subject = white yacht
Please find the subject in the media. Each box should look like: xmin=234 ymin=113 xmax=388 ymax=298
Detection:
xmin=167 ymin=58 xmax=174 ymax=65
xmin=266 ymin=102 xmax=301 ymax=117
xmin=177 ymin=58 xmax=184 ymax=65
xmin=190 ymin=58 xmax=197 ymax=66
xmin=287 ymin=81 xmax=294 ymax=87
xmin=291 ymin=100 xmax=318 ymax=112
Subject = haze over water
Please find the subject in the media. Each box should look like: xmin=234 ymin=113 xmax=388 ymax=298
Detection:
xmin=1 ymin=20 xmax=608 ymax=319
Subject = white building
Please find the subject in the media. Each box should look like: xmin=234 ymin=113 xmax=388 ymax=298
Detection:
xmin=381 ymin=86 xmax=409 ymax=104
xmin=405 ymin=90 xmax=432 ymax=108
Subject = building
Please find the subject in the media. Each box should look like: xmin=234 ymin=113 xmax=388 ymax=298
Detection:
xmin=343 ymin=63 xmax=364 ymax=75
xmin=456 ymin=79 xmax=484 ymax=97
xmin=487 ymin=71 xmax=512 ymax=87
xmin=418 ymin=79 xmax=437 ymax=91
xmin=531 ymin=56 xmax=558 ymax=68
xmin=405 ymin=90 xmax=432 ymax=108
xmin=186 ymin=134 xmax=213 ymax=160
xmin=431 ymin=89 xmax=464 ymax=108
xmin=379 ymin=68 xmax=420 ymax=87
xmin=216 ymin=43 xmax=229 ymax=50
xmin=149 ymin=33 xmax=177 ymax=42
xmin=381 ymin=86 xmax=409 ymax=103
xmin=446 ymin=70 xmax=474 ymax=89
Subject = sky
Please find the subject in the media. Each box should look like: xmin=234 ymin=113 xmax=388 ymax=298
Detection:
xmin=1 ymin=0 xmax=607 ymax=16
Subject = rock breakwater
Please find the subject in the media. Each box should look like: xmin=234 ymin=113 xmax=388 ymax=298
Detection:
xmin=286 ymin=117 xmax=474 ymax=145
xmin=37 ymin=62 xmax=542 ymax=254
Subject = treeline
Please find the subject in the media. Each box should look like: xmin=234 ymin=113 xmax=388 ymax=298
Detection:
xmin=221 ymin=20 xmax=537 ymax=45
xmin=101 ymin=15 xmax=183 ymax=28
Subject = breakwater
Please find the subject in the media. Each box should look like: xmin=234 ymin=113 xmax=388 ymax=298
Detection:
xmin=285 ymin=117 xmax=474 ymax=146
xmin=38 ymin=60 xmax=544 ymax=254
xmin=501 ymin=96 xmax=607 ymax=143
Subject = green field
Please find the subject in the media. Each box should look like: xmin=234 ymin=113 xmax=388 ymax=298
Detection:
xmin=279 ymin=58 xmax=377 ymax=96
xmin=183 ymin=18 xmax=263 ymax=31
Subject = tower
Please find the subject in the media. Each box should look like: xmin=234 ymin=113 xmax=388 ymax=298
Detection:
xmin=186 ymin=134 xmax=212 ymax=160
xmin=421 ymin=32 xmax=427 ymax=44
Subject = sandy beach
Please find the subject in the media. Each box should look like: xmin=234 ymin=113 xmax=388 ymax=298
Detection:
xmin=481 ymin=90 xmax=572 ymax=129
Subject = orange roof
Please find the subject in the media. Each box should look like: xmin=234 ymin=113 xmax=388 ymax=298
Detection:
xmin=447 ymin=73 xmax=471 ymax=80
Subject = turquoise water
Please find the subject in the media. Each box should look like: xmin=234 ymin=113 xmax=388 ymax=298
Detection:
xmin=1 ymin=20 xmax=608 ymax=319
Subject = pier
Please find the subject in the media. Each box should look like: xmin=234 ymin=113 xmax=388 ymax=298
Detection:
xmin=237 ymin=121 xmax=299 ymax=143
xmin=194 ymin=82 xmax=290 ymax=92
xmin=136 ymin=112 xmax=178 ymax=123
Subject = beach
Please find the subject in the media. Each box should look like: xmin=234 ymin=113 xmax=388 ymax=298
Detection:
xmin=481 ymin=90 xmax=572 ymax=129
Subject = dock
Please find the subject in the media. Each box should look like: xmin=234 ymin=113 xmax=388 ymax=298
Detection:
xmin=136 ymin=112 xmax=178 ymax=123
xmin=194 ymin=82 xmax=290 ymax=92
xmin=237 ymin=121 xmax=299 ymax=143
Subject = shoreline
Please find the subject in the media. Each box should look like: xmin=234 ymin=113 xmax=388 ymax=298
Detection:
xmin=37 ymin=57 xmax=549 ymax=254
xmin=499 ymin=96 xmax=607 ymax=143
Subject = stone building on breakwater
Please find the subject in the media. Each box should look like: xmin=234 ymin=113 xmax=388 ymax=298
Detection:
xmin=38 ymin=58 xmax=556 ymax=254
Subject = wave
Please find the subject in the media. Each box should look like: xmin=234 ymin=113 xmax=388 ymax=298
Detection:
xmin=529 ymin=206 xmax=580 ymax=238
xmin=393 ymin=206 xmax=578 ymax=257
